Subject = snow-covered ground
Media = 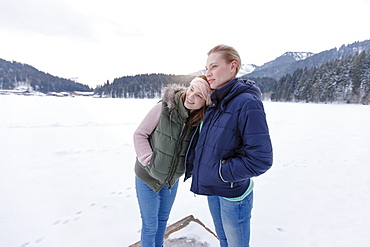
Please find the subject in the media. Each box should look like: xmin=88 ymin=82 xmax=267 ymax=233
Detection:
xmin=1 ymin=95 xmax=369 ymax=247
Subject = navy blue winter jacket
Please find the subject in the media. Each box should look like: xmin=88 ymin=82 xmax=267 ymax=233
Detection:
xmin=190 ymin=78 xmax=273 ymax=197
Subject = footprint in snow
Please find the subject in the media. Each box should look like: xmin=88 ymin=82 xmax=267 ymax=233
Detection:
xmin=35 ymin=237 xmax=44 ymax=243
xmin=53 ymin=220 xmax=61 ymax=225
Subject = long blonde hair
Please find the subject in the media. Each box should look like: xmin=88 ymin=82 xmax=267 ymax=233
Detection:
xmin=182 ymin=75 xmax=209 ymax=127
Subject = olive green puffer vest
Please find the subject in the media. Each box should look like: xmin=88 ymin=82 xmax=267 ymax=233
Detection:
xmin=135 ymin=91 xmax=194 ymax=193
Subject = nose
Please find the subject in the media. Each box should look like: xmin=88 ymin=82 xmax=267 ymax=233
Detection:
xmin=188 ymin=92 xmax=195 ymax=99
xmin=206 ymin=69 xmax=211 ymax=78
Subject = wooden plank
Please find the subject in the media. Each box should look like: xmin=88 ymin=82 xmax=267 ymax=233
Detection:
xmin=129 ymin=215 xmax=217 ymax=247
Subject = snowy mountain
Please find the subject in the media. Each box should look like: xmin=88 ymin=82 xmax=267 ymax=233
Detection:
xmin=246 ymin=51 xmax=314 ymax=79
xmin=247 ymin=39 xmax=370 ymax=79
xmin=271 ymin=50 xmax=370 ymax=104
xmin=189 ymin=52 xmax=313 ymax=79
xmin=190 ymin=52 xmax=312 ymax=78
xmin=237 ymin=63 xmax=257 ymax=77
xmin=284 ymin=51 xmax=314 ymax=61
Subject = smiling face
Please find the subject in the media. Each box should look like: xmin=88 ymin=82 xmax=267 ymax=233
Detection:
xmin=184 ymin=84 xmax=206 ymax=112
xmin=205 ymin=51 xmax=238 ymax=89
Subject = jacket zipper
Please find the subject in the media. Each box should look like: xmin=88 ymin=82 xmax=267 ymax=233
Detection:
xmin=183 ymin=125 xmax=199 ymax=181
xmin=167 ymin=122 xmax=187 ymax=188
xmin=170 ymin=112 xmax=173 ymax=140
xmin=184 ymin=125 xmax=199 ymax=165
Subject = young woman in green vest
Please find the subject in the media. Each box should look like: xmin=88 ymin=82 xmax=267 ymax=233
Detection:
xmin=133 ymin=75 xmax=211 ymax=247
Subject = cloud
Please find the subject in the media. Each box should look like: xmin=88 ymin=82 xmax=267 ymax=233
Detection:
xmin=0 ymin=0 xmax=96 ymax=40
xmin=1 ymin=0 xmax=370 ymax=87
xmin=0 ymin=0 xmax=148 ymax=42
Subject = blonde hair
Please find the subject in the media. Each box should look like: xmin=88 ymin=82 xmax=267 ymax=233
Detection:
xmin=207 ymin=44 xmax=241 ymax=75
xmin=182 ymin=75 xmax=210 ymax=127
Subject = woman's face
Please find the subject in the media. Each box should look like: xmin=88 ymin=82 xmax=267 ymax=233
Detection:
xmin=205 ymin=52 xmax=236 ymax=89
xmin=184 ymin=84 xmax=206 ymax=111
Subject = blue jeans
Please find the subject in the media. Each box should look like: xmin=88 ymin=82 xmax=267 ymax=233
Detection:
xmin=135 ymin=177 xmax=179 ymax=247
xmin=208 ymin=191 xmax=253 ymax=247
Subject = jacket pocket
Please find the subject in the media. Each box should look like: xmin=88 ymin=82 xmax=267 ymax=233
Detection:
xmin=199 ymin=161 xmax=229 ymax=187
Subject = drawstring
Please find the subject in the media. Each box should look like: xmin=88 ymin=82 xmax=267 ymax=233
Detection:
xmin=219 ymin=159 xmax=234 ymax=188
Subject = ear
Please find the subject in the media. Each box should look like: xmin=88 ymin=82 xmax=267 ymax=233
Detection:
xmin=230 ymin=60 xmax=238 ymax=72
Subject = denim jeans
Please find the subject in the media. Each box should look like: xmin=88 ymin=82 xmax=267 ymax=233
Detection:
xmin=135 ymin=177 xmax=179 ymax=247
xmin=208 ymin=191 xmax=253 ymax=247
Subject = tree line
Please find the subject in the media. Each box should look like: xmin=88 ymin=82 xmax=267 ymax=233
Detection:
xmin=94 ymin=50 xmax=370 ymax=105
xmin=2 ymin=44 xmax=369 ymax=105
xmin=94 ymin=74 xmax=196 ymax=98
xmin=0 ymin=59 xmax=92 ymax=93
xmin=271 ymin=51 xmax=370 ymax=104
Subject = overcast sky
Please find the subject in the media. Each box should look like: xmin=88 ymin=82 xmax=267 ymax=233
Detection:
xmin=1 ymin=0 xmax=370 ymax=88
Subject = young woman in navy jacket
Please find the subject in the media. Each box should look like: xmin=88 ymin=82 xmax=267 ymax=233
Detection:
xmin=190 ymin=45 xmax=273 ymax=247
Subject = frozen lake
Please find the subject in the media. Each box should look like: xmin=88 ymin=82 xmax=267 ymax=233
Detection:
xmin=1 ymin=95 xmax=369 ymax=246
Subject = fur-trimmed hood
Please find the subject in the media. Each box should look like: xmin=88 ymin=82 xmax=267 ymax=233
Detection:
xmin=162 ymin=84 xmax=187 ymax=111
